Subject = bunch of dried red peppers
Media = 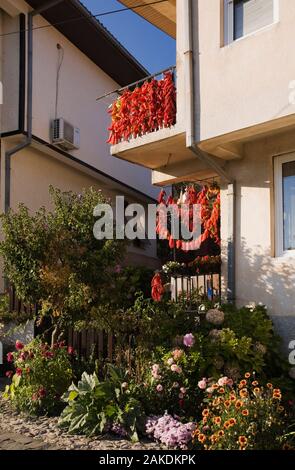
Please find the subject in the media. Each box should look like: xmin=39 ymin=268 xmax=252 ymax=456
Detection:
xmin=107 ymin=72 xmax=176 ymax=145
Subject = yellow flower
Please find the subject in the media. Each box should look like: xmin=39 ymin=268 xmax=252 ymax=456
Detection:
xmin=253 ymin=387 xmax=261 ymax=394
xmin=230 ymin=394 xmax=236 ymax=402
xmin=239 ymin=388 xmax=248 ymax=398
xmin=210 ymin=434 xmax=218 ymax=443
xmin=198 ymin=433 xmax=206 ymax=443
xmin=213 ymin=398 xmax=221 ymax=407
xmin=244 ymin=372 xmax=251 ymax=379
xmin=193 ymin=428 xmax=200 ymax=437
xmin=202 ymin=409 xmax=210 ymax=417
xmin=218 ymin=430 xmax=225 ymax=437
xmin=239 ymin=380 xmax=247 ymax=388
xmin=242 ymin=409 xmax=249 ymax=416
xmin=224 ymin=400 xmax=231 ymax=408
xmin=224 ymin=420 xmax=231 ymax=429
xmin=218 ymin=387 xmax=225 ymax=394
xmin=235 ymin=400 xmax=243 ymax=409
xmin=229 ymin=418 xmax=237 ymax=426
xmin=213 ymin=416 xmax=222 ymax=426
xmin=238 ymin=436 xmax=248 ymax=447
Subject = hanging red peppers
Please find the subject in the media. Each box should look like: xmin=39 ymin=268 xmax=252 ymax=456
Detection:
xmin=107 ymin=72 xmax=176 ymax=145
xmin=155 ymin=185 xmax=221 ymax=251
xmin=151 ymin=272 xmax=165 ymax=302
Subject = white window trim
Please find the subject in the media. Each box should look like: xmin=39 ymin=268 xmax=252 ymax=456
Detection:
xmin=224 ymin=0 xmax=279 ymax=46
xmin=274 ymin=153 xmax=295 ymax=258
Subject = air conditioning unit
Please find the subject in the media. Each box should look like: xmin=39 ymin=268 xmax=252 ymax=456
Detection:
xmin=51 ymin=118 xmax=80 ymax=150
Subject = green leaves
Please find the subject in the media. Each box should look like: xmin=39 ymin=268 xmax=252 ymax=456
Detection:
xmin=58 ymin=368 xmax=145 ymax=440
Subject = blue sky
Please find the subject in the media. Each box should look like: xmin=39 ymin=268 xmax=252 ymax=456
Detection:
xmin=81 ymin=0 xmax=176 ymax=73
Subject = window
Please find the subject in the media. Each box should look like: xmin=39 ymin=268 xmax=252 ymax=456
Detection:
xmin=275 ymin=154 xmax=295 ymax=257
xmin=224 ymin=0 xmax=278 ymax=45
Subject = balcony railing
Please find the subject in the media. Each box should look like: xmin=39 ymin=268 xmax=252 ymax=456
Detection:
xmin=106 ymin=66 xmax=176 ymax=145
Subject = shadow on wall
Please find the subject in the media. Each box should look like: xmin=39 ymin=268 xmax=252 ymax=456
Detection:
xmin=236 ymin=238 xmax=295 ymax=352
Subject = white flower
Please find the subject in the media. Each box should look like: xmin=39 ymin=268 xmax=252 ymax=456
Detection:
xmin=206 ymin=309 xmax=224 ymax=326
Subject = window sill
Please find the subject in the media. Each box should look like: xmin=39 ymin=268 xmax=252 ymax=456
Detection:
xmin=223 ymin=20 xmax=279 ymax=48
xmin=274 ymin=250 xmax=295 ymax=261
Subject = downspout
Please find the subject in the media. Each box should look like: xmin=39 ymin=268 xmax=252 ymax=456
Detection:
xmin=183 ymin=0 xmax=236 ymax=302
xmin=4 ymin=0 xmax=64 ymax=213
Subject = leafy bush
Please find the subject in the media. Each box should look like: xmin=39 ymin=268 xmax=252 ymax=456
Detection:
xmin=59 ymin=365 xmax=145 ymax=442
xmin=192 ymin=373 xmax=287 ymax=450
xmin=4 ymin=338 xmax=73 ymax=415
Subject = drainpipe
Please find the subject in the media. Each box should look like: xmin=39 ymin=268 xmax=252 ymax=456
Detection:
xmin=183 ymin=0 xmax=236 ymax=303
xmin=4 ymin=0 xmax=64 ymax=213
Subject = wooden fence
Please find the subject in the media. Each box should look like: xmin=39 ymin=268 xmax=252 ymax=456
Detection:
xmin=8 ymin=272 xmax=221 ymax=360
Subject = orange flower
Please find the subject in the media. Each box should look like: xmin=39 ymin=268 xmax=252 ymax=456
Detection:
xmin=224 ymin=420 xmax=231 ymax=429
xmin=230 ymin=394 xmax=236 ymax=402
xmin=218 ymin=387 xmax=225 ymax=394
xmin=193 ymin=429 xmax=200 ymax=437
xmin=239 ymin=388 xmax=248 ymax=398
xmin=244 ymin=372 xmax=251 ymax=379
xmin=210 ymin=434 xmax=218 ymax=443
xmin=252 ymin=381 xmax=259 ymax=387
xmin=218 ymin=430 xmax=225 ymax=437
xmin=229 ymin=418 xmax=237 ymax=426
xmin=238 ymin=436 xmax=248 ymax=447
xmin=253 ymin=387 xmax=261 ymax=394
xmin=212 ymin=384 xmax=219 ymax=390
xmin=224 ymin=400 xmax=231 ymax=408
xmin=273 ymin=389 xmax=281 ymax=394
xmin=242 ymin=409 xmax=249 ymax=416
xmin=266 ymin=383 xmax=273 ymax=389
xmin=198 ymin=433 xmax=206 ymax=443
xmin=202 ymin=409 xmax=210 ymax=417
xmin=235 ymin=400 xmax=243 ymax=409
xmin=213 ymin=416 xmax=222 ymax=425
xmin=239 ymin=380 xmax=247 ymax=388
xmin=202 ymin=417 xmax=208 ymax=424
xmin=213 ymin=398 xmax=221 ymax=407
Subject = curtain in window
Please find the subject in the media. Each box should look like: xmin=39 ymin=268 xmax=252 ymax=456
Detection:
xmin=282 ymin=161 xmax=295 ymax=251
xmin=234 ymin=0 xmax=274 ymax=40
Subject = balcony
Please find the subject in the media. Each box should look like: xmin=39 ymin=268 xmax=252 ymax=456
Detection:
xmin=106 ymin=67 xmax=198 ymax=180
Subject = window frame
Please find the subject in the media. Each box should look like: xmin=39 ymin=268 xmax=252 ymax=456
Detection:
xmin=274 ymin=153 xmax=295 ymax=258
xmin=223 ymin=0 xmax=279 ymax=46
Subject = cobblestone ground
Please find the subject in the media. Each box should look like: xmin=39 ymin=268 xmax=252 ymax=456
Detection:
xmin=0 ymin=379 xmax=161 ymax=451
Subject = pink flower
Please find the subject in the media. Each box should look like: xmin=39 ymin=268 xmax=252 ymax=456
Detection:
xmin=19 ymin=351 xmax=28 ymax=361
xmin=226 ymin=378 xmax=234 ymax=387
xmin=5 ymin=371 xmax=13 ymax=378
xmin=6 ymin=352 xmax=14 ymax=363
xmin=183 ymin=333 xmax=195 ymax=348
xmin=172 ymin=349 xmax=184 ymax=360
xmin=15 ymin=368 xmax=22 ymax=376
xmin=67 ymin=346 xmax=75 ymax=355
xmin=15 ymin=340 xmax=24 ymax=351
xmin=171 ymin=364 xmax=182 ymax=374
xmin=218 ymin=376 xmax=229 ymax=387
xmin=114 ymin=265 xmax=122 ymax=273
xmin=156 ymin=384 xmax=163 ymax=392
xmin=198 ymin=378 xmax=207 ymax=390
xmin=167 ymin=358 xmax=174 ymax=366
xmin=178 ymin=393 xmax=184 ymax=399
xmin=180 ymin=387 xmax=186 ymax=394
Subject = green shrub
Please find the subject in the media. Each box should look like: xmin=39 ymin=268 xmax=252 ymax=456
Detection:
xmin=4 ymin=338 xmax=73 ymax=415
xmin=59 ymin=365 xmax=145 ymax=442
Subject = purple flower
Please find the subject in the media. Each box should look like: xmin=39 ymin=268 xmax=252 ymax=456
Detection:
xmin=183 ymin=333 xmax=195 ymax=348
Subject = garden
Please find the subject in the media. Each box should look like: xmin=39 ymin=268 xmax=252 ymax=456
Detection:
xmin=0 ymin=186 xmax=295 ymax=451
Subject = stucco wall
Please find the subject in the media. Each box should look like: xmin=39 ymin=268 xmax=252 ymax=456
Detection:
xmin=0 ymin=0 xmax=158 ymax=199
xmin=221 ymin=128 xmax=295 ymax=350
xmin=193 ymin=0 xmax=295 ymax=142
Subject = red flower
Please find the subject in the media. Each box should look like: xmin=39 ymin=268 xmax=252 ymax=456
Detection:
xmin=6 ymin=352 xmax=14 ymax=363
xmin=15 ymin=340 xmax=24 ymax=351
xmin=43 ymin=351 xmax=54 ymax=359
xmin=16 ymin=368 xmax=22 ymax=376
xmin=38 ymin=387 xmax=46 ymax=398
xmin=58 ymin=340 xmax=66 ymax=348
xmin=5 ymin=371 xmax=13 ymax=378
xmin=67 ymin=346 xmax=75 ymax=355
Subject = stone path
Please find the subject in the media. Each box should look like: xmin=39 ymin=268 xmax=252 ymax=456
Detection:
xmin=0 ymin=378 xmax=161 ymax=451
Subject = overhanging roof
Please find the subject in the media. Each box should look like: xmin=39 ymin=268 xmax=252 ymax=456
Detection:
xmin=118 ymin=0 xmax=176 ymax=38
xmin=26 ymin=0 xmax=148 ymax=86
